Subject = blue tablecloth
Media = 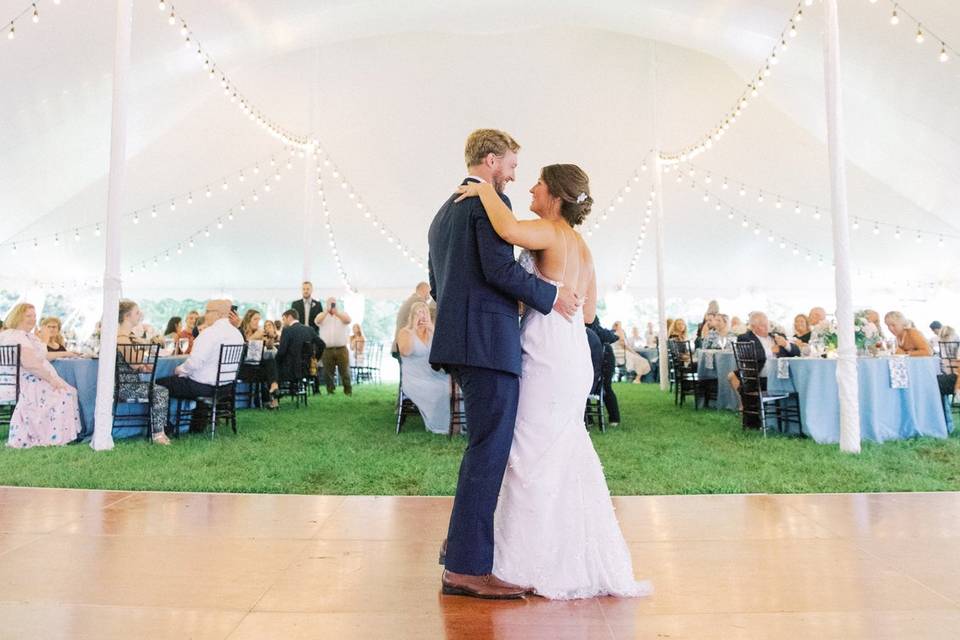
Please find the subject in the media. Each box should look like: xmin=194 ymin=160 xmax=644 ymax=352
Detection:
xmin=695 ymin=350 xmax=739 ymax=411
xmin=53 ymin=356 xmax=187 ymax=440
xmin=766 ymin=356 xmax=949 ymax=444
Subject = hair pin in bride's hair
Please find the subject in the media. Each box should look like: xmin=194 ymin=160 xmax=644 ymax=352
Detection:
xmin=576 ymin=192 xmax=588 ymax=204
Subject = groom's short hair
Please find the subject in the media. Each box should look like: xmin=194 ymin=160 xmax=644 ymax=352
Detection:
xmin=465 ymin=129 xmax=521 ymax=168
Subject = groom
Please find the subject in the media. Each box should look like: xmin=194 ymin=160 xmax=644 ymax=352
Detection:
xmin=428 ymin=129 xmax=580 ymax=599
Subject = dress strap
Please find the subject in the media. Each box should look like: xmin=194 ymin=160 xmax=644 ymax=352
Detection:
xmin=559 ymin=227 xmax=568 ymax=286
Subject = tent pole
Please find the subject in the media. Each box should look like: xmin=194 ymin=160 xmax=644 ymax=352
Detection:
xmin=91 ymin=0 xmax=134 ymax=451
xmin=652 ymin=152 xmax=669 ymax=392
xmin=823 ymin=0 xmax=861 ymax=453
xmin=650 ymin=42 xmax=669 ymax=391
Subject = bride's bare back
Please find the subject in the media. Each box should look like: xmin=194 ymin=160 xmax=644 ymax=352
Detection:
xmin=533 ymin=223 xmax=597 ymax=324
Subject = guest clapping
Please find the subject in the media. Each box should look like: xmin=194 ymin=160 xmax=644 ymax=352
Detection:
xmin=885 ymin=311 xmax=933 ymax=357
xmin=315 ymin=297 xmax=353 ymax=396
xmin=0 ymin=303 xmax=81 ymax=448
xmin=398 ymin=301 xmax=450 ymax=434
xmin=701 ymin=314 xmax=733 ymax=350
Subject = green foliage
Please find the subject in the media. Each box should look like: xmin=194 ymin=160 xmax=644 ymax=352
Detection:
xmin=0 ymin=384 xmax=956 ymax=495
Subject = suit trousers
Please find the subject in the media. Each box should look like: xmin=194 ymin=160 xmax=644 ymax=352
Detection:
xmin=321 ymin=346 xmax=352 ymax=394
xmin=444 ymin=365 xmax=519 ymax=576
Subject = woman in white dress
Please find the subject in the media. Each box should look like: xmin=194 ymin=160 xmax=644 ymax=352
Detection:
xmin=397 ymin=301 xmax=451 ymax=434
xmin=456 ymin=164 xmax=651 ymax=600
xmin=0 ymin=303 xmax=81 ymax=448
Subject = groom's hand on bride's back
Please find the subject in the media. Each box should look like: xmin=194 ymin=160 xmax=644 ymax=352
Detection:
xmin=554 ymin=286 xmax=581 ymax=322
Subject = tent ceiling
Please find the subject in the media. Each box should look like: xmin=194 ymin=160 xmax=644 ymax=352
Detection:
xmin=0 ymin=0 xmax=957 ymax=299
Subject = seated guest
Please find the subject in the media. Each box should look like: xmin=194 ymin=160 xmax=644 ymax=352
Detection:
xmin=628 ymin=326 xmax=644 ymax=351
xmin=729 ymin=315 xmax=747 ymax=336
xmin=350 ymin=324 xmax=366 ymax=366
xmin=792 ymin=313 xmax=812 ymax=346
xmin=701 ymin=314 xmax=733 ymax=350
xmin=929 ymin=320 xmax=943 ymax=353
xmin=728 ymin=311 xmax=800 ymax=410
xmin=394 ymin=282 xmax=435 ymax=353
xmin=695 ymin=300 xmax=720 ymax=345
xmin=238 ymin=309 xmax=280 ymax=409
xmin=0 ymin=303 xmax=81 ymax=448
xmin=277 ymin=309 xmax=325 ymax=388
xmin=885 ymin=311 xmax=933 ymax=357
xmin=262 ymin=319 xmax=280 ymax=348
xmin=644 ymin=321 xmax=657 ymax=348
xmin=587 ymin=315 xmax=621 ymax=426
xmin=37 ymin=316 xmax=81 ymax=359
xmin=611 ymin=320 xmax=651 ymax=383
xmin=807 ymin=306 xmax=827 ymax=329
xmin=184 ymin=310 xmax=201 ymax=342
xmin=156 ymin=300 xmax=244 ymax=433
xmin=163 ymin=317 xmax=182 ymax=343
xmin=316 ymin=297 xmax=353 ymax=396
xmin=668 ymin=318 xmax=689 ymax=343
xmin=397 ymin=302 xmax=450 ymax=434
xmin=116 ymin=300 xmax=171 ymax=445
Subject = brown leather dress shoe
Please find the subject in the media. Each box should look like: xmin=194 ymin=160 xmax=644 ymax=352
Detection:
xmin=441 ymin=570 xmax=526 ymax=600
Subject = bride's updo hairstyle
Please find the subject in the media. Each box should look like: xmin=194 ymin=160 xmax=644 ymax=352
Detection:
xmin=540 ymin=164 xmax=593 ymax=227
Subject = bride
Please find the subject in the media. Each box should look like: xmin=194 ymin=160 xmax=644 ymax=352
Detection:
xmin=455 ymin=164 xmax=651 ymax=600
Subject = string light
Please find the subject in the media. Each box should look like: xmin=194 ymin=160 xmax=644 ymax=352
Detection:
xmin=868 ymin=0 xmax=959 ymax=66
xmin=659 ymin=1 xmax=805 ymax=166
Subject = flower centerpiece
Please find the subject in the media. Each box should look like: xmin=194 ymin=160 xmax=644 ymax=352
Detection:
xmin=810 ymin=319 xmax=838 ymax=356
xmin=854 ymin=310 xmax=883 ymax=356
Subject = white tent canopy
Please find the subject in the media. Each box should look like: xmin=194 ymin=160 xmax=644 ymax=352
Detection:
xmin=1 ymin=0 xmax=958 ymax=309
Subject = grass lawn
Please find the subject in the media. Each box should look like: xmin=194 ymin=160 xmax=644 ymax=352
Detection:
xmin=0 ymin=384 xmax=957 ymax=495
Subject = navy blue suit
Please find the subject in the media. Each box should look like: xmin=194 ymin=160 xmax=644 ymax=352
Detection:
xmin=428 ymin=178 xmax=557 ymax=576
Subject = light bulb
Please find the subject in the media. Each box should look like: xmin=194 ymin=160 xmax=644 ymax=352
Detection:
xmin=940 ymin=46 xmax=949 ymax=62
xmin=158 ymin=0 xmax=166 ymax=10
xmin=205 ymin=186 xmax=212 ymax=198
xmin=741 ymin=218 xmax=749 ymax=228
xmin=722 ymin=180 xmax=729 ymax=190
xmin=221 ymin=180 xmax=228 ymax=190
xmin=739 ymin=185 xmax=746 ymax=196
xmin=794 ymin=203 xmax=801 ymax=214
xmin=32 ymin=6 xmax=38 ymax=23
xmin=8 ymin=23 xmax=15 ymax=39
xmin=94 ymin=225 xmax=101 ymax=237
xmin=852 ymin=218 xmax=859 ymax=230
xmin=168 ymin=11 xmax=176 ymax=25
xmin=169 ymin=200 xmax=176 ymax=211
xmin=813 ymin=208 xmax=822 ymax=220
xmin=890 ymin=9 xmax=899 ymax=26
xmin=789 ymin=23 xmax=797 ymax=38
xmin=915 ymin=29 xmax=924 ymax=44
xmin=757 ymin=191 xmax=765 ymax=203
xmin=187 ymin=193 xmax=193 ymax=204
xmin=217 ymin=219 xmax=223 ymax=229
xmin=873 ymin=223 xmax=880 ymax=235
xmin=894 ymin=227 xmax=901 ymax=239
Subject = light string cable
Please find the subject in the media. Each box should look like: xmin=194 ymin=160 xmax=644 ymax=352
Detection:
xmin=659 ymin=1 xmax=809 ymax=167
xmin=156 ymin=1 xmax=311 ymax=149
xmin=0 ymin=147 xmax=296 ymax=254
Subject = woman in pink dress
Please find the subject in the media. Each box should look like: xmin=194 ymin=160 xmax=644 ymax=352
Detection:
xmin=0 ymin=303 xmax=81 ymax=448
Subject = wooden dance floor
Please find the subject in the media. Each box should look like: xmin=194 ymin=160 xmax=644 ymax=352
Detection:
xmin=0 ymin=487 xmax=958 ymax=639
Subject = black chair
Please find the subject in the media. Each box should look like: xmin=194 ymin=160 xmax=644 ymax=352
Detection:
xmin=448 ymin=378 xmax=466 ymax=438
xmin=731 ymin=342 xmax=801 ymax=437
xmin=113 ymin=344 xmax=161 ymax=440
xmin=353 ymin=342 xmax=384 ymax=385
xmin=584 ymin=373 xmax=606 ymax=433
xmin=0 ymin=345 xmax=21 ymax=427
xmin=937 ymin=341 xmax=959 ymax=419
xmin=236 ymin=340 xmax=265 ymax=409
xmin=668 ymin=340 xmax=700 ymax=408
xmin=280 ymin=342 xmax=313 ymax=408
xmin=395 ymin=358 xmax=421 ymax=434
xmin=171 ymin=344 xmax=245 ymax=437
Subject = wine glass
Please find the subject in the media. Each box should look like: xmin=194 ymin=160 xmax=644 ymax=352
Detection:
xmin=177 ymin=338 xmax=189 ymax=355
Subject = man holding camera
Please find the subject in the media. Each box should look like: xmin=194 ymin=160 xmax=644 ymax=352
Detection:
xmin=315 ymin=297 xmax=352 ymax=395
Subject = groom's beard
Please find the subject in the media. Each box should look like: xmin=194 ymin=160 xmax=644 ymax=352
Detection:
xmin=492 ymin=175 xmax=508 ymax=193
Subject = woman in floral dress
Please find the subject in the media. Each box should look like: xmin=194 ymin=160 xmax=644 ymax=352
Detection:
xmin=0 ymin=303 xmax=81 ymax=448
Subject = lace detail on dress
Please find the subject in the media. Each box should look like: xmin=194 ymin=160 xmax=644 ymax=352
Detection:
xmin=518 ymin=249 xmax=536 ymax=276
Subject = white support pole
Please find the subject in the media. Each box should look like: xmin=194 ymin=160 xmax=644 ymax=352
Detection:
xmin=652 ymin=154 xmax=669 ymax=392
xmin=91 ymin=0 xmax=134 ymax=451
xmin=823 ymin=0 xmax=861 ymax=453
xmin=650 ymin=42 xmax=669 ymax=391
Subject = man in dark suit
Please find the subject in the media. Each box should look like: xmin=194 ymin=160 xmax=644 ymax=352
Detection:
xmin=587 ymin=316 xmax=621 ymax=426
xmin=429 ymin=128 xmax=579 ymax=600
xmin=276 ymin=309 xmax=324 ymax=386
xmin=733 ymin=311 xmax=800 ymax=427
xmin=291 ymin=281 xmax=322 ymax=335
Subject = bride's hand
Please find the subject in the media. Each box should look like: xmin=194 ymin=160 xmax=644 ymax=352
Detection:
xmin=454 ymin=183 xmax=482 ymax=202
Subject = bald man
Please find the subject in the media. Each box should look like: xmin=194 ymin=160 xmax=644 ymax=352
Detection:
xmin=808 ymin=307 xmax=827 ymax=327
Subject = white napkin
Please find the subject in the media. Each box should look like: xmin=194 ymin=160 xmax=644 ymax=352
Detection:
xmin=888 ymin=357 xmax=909 ymax=389
xmin=776 ymin=358 xmax=791 ymax=379
xmin=704 ymin=351 xmax=715 ymax=370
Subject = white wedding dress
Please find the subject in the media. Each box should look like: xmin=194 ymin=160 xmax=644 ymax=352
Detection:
xmin=492 ymin=251 xmax=652 ymax=600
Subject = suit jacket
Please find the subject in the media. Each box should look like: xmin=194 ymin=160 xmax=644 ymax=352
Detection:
xmin=428 ymin=178 xmax=557 ymax=376
xmin=291 ymin=298 xmax=323 ymax=333
xmin=737 ymin=330 xmax=800 ymax=371
xmin=277 ymin=321 xmax=325 ymax=382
